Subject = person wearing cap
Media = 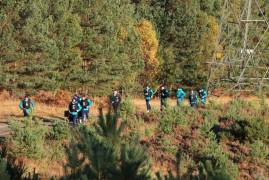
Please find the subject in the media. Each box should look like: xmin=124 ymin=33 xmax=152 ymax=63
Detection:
xmin=19 ymin=95 xmax=35 ymax=117
xmin=189 ymin=90 xmax=198 ymax=108
xmin=199 ymin=88 xmax=208 ymax=106
xmin=176 ymin=86 xmax=186 ymax=106
xmin=144 ymin=86 xmax=154 ymax=112
xmin=79 ymin=95 xmax=93 ymax=123
xmin=110 ymin=90 xmax=121 ymax=114
xmin=160 ymin=86 xmax=170 ymax=111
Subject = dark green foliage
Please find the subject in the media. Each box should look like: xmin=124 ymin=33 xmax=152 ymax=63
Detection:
xmin=8 ymin=118 xmax=70 ymax=161
xmin=0 ymin=0 xmax=227 ymax=93
xmin=95 ymin=109 xmax=126 ymax=143
xmin=0 ymin=141 xmax=34 ymax=180
xmin=245 ymin=118 xmax=269 ymax=142
xmin=213 ymin=100 xmax=269 ymax=143
xmin=198 ymin=159 xmax=232 ymax=180
xmin=0 ymin=0 xmax=143 ymax=94
xmin=120 ymin=143 xmax=151 ymax=180
xmin=50 ymin=120 xmax=71 ymax=141
xmin=8 ymin=119 xmax=48 ymax=159
xmin=64 ymin=111 xmax=151 ymax=180
xmin=0 ymin=157 xmax=10 ymax=180
xmin=159 ymin=106 xmax=195 ymax=134
xmin=120 ymin=97 xmax=136 ymax=121
xmin=250 ymin=140 xmax=268 ymax=160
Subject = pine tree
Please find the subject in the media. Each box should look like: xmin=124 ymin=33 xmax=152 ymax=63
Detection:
xmin=74 ymin=0 xmax=144 ymax=95
xmin=65 ymin=110 xmax=152 ymax=180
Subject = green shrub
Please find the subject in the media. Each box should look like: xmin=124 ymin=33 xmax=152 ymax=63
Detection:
xmin=159 ymin=116 xmax=173 ymax=134
xmin=226 ymin=100 xmax=263 ymax=121
xmin=199 ymin=110 xmax=219 ymax=138
xmin=8 ymin=119 xmax=48 ymax=159
xmin=120 ymin=97 xmax=136 ymax=120
xmin=95 ymin=109 xmax=126 ymax=144
xmin=198 ymin=137 xmax=239 ymax=179
xmin=50 ymin=120 xmax=71 ymax=142
xmin=250 ymin=140 xmax=268 ymax=159
xmin=160 ymin=138 xmax=177 ymax=155
xmin=47 ymin=142 xmax=66 ymax=160
xmin=224 ymin=117 xmax=268 ymax=142
xmin=120 ymin=143 xmax=152 ymax=179
xmin=245 ymin=118 xmax=269 ymax=142
xmin=65 ymin=125 xmax=152 ymax=179
xmin=198 ymin=159 xmax=233 ymax=180
xmin=159 ymin=107 xmax=192 ymax=134
xmin=0 ymin=157 xmax=10 ymax=180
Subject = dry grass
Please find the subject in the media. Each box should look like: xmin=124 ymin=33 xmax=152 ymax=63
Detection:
xmin=0 ymin=90 xmax=10 ymax=101
xmin=0 ymin=99 xmax=66 ymax=122
xmin=1 ymin=96 xmax=269 ymax=121
xmin=1 ymin=95 xmax=269 ymax=178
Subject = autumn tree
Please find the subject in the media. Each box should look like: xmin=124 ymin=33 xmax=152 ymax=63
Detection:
xmin=137 ymin=19 xmax=159 ymax=85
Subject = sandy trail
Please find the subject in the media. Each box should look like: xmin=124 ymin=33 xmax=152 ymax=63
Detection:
xmin=0 ymin=96 xmax=267 ymax=122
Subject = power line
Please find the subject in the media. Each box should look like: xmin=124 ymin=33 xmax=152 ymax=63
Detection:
xmin=207 ymin=0 xmax=269 ymax=91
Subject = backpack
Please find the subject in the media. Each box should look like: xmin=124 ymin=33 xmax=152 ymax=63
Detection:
xmin=161 ymin=89 xmax=169 ymax=98
xmin=144 ymin=89 xmax=149 ymax=96
xmin=70 ymin=102 xmax=78 ymax=112
xmin=22 ymin=99 xmax=31 ymax=109
xmin=144 ymin=88 xmax=152 ymax=97
xmin=190 ymin=94 xmax=197 ymax=102
xmin=81 ymin=99 xmax=89 ymax=108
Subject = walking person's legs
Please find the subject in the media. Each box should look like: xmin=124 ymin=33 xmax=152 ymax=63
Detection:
xmin=177 ymin=98 xmax=180 ymax=106
xmin=71 ymin=114 xmax=78 ymax=125
xmin=146 ymin=100 xmax=151 ymax=112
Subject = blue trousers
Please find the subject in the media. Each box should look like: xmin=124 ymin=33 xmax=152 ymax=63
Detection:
xmin=160 ymin=98 xmax=167 ymax=111
xmin=23 ymin=109 xmax=31 ymax=117
xmin=201 ymin=98 xmax=206 ymax=105
xmin=146 ymin=100 xmax=151 ymax=111
xmin=190 ymin=102 xmax=198 ymax=108
xmin=70 ymin=114 xmax=78 ymax=125
xmin=177 ymin=98 xmax=184 ymax=106
xmin=81 ymin=109 xmax=89 ymax=120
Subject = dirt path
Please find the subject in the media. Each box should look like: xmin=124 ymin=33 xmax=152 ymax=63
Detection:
xmin=1 ymin=96 xmax=267 ymax=120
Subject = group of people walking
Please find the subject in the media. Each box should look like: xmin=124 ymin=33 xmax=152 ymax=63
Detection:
xmin=67 ymin=94 xmax=93 ymax=125
xmin=144 ymin=85 xmax=208 ymax=112
xmin=18 ymin=86 xmax=208 ymax=124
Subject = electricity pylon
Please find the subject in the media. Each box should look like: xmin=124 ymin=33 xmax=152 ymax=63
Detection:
xmin=207 ymin=0 xmax=269 ymax=91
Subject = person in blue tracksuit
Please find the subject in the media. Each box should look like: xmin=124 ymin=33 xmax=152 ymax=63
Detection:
xmin=79 ymin=95 xmax=93 ymax=123
xmin=176 ymin=86 xmax=186 ymax=106
xmin=19 ymin=95 xmax=35 ymax=117
xmin=199 ymin=88 xmax=208 ymax=106
xmin=68 ymin=98 xmax=82 ymax=125
xmin=160 ymin=86 xmax=170 ymax=111
xmin=189 ymin=90 xmax=198 ymax=108
xmin=144 ymin=86 xmax=154 ymax=112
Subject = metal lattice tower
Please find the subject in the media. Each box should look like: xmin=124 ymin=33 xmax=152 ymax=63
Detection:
xmin=207 ymin=0 xmax=269 ymax=91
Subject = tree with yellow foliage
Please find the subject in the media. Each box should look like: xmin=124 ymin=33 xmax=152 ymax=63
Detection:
xmin=137 ymin=19 xmax=160 ymax=84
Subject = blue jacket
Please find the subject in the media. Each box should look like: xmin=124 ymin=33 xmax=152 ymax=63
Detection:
xmin=199 ymin=89 xmax=208 ymax=99
xmin=161 ymin=89 xmax=170 ymax=99
xmin=176 ymin=88 xmax=186 ymax=99
xmin=80 ymin=99 xmax=93 ymax=111
xmin=144 ymin=88 xmax=154 ymax=100
xmin=19 ymin=99 xmax=35 ymax=113
xmin=69 ymin=102 xmax=82 ymax=115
